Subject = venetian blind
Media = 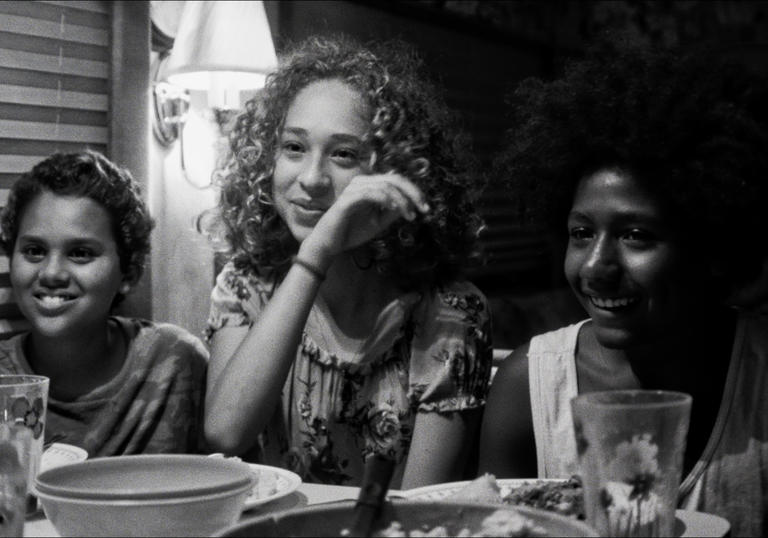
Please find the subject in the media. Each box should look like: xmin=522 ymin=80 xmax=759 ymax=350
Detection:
xmin=0 ymin=0 xmax=111 ymax=336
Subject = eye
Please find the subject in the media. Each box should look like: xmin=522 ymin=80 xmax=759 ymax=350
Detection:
xmin=568 ymin=227 xmax=593 ymax=243
xmin=280 ymin=140 xmax=304 ymax=158
xmin=622 ymin=229 xmax=657 ymax=247
xmin=331 ymin=147 xmax=360 ymax=167
xmin=19 ymin=244 xmax=45 ymax=262
xmin=69 ymin=247 xmax=96 ymax=263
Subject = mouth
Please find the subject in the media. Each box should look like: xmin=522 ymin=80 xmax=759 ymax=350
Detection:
xmin=292 ymin=200 xmax=327 ymax=212
xmin=33 ymin=293 xmax=76 ymax=311
xmin=586 ymin=295 xmax=640 ymax=311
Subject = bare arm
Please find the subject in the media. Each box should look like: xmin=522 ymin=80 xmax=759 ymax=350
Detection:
xmin=205 ymin=260 xmax=323 ymax=454
xmin=477 ymin=344 xmax=538 ymax=478
xmin=401 ymin=408 xmax=481 ymax=489
xmin=204 ymin=173 xmax=429 ymax=455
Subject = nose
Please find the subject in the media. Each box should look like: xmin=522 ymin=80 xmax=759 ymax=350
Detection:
xmin=580 ymin=233 xmax=620 ymax=284
xmin=38 ymin=253 xmax=70 ymax=287
xmin=297 ymin=152 xmax=331 ymax=194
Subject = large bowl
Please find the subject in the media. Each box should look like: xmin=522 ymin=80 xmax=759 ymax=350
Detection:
xmin=35 ymin=454 xmax=255 ymax=537
xmin=215 ymin=500 xmax=597 ymax=537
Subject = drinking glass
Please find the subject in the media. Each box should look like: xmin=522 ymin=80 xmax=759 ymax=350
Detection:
xmin=0 ymin=375 xmax=49 ymax=536
xmin=571 ymin=390 xmax=691 ymax=537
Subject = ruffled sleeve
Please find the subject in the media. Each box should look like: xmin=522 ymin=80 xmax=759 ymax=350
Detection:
xmin=407 ymin=281 xmax=493 ymax=413
xmin=205 ymin=262 xmax=274 ymax=341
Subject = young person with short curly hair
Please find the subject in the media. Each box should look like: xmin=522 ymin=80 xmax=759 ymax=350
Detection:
xmin=479 ymin=45 xmax=768 ymax=536
xmin=0 ymin=150 xmax=208 ymax=456
xmin=204 ymin=36 xmax=492 ymax=488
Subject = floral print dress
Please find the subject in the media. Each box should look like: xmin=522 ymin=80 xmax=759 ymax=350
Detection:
xmin=207 ymin=262 xmax=493 ymax=488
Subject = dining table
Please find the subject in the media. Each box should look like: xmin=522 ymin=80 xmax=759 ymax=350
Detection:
xmin=23 ymin=481 xmax=731 ymax=537
xmin=24 ymin=482 xmax=363 ymax=537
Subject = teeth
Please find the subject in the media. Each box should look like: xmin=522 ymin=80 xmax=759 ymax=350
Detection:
xmin=590 ymin=296 xmax=638 ymax=309
xmin=38 ymin=296 xmax=71 ymax=307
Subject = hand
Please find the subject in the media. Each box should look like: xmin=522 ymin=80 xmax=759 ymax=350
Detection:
xmin=301 ymin=172 xmax=430 ymax=267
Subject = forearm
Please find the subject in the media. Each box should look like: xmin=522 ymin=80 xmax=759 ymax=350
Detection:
xmin=205 ymin=243 xmax=331 ymax=454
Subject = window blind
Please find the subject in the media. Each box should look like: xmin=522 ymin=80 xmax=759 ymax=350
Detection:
xmin=0 ymin=0 xmax=111 ymax=337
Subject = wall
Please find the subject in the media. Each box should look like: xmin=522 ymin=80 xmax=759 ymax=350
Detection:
xmin=148 ymin=83 xmax=219 ymax=338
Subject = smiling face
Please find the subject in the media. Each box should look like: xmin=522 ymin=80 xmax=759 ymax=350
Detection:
xmin=564 ymin=169 xmax=709 ymax=348
xmin=272 ymin=78 xmax=370 ymax=242
xmin=10 ymin=191 xmax=128 ymax=339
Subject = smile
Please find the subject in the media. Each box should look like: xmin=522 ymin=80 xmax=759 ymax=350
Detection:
xmin=292 ymin=200 xmax=327 ymax=212
xmin=588 ymin=296 xmax=640 ymax=310
xmin=33 ymin=293 xmax=76 ymax=311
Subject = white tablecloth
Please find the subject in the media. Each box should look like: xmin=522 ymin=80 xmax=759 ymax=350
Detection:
xmin=24 ymin=483 xmax=363 ymax=537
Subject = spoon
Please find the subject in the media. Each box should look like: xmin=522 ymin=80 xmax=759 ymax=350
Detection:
xmin=349 ymin=455 xmax=396 ymax=537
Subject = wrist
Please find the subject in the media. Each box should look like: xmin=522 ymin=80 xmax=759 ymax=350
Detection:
xmin=292 ymin=256 xmax=326 ymax=282
xmin=297 ymin=238 xmax=334 ymax=274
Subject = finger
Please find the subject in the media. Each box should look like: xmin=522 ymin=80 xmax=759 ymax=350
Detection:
xmin=357 ymin=185 xmax=416 ymax=221
xmin=380 ymin=172 xmax=430 ymax=213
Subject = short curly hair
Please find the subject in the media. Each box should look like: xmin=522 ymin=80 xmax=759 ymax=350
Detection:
xmin=213 ymin=34 xmax=484 ymax=289
xmin=497 ymin=44 xmax=768 ymax=288
xmin=0 ymin=150 xmax=154 ymax=304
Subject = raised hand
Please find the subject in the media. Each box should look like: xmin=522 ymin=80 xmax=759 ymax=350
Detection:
xmin=300 ymin=172 xmax=430 ymax=268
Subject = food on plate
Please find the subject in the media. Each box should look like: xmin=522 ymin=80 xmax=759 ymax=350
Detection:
xmin=447 ymin=473 xmax=503 ymax=504
xmin=451 ymin=475 xmax=585 ymax=519
xmin=503 ymin=476 xmax=584 ymax=518
xmin=250 ymin=467 xmax=278 ymax=499
xmin=373 ymin=509 xmax=546 ymax=537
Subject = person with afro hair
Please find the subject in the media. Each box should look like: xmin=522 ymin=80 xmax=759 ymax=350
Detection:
xmin=203 ymin=35 xmax=492 ymax=489
xmin=479 ymin=45 xmax=768 ymax=537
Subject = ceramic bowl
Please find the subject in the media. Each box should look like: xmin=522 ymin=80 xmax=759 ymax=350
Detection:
xmin=35 ymin=454 xmax=255 ymax=537
xmin=216 ymin=499 xmax=597 ymax=537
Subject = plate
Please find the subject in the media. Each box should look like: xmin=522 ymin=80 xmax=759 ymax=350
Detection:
xmin=40 ymin=442 xmax=88 ymax=473
xmin=400 ymin=480 xmax=730 ymax=537
xmin=243 ymin=463 xmax=302 ymax=511
xmin=675 ymin=510 xmax=730 ymax=538
xmin=399 ymin=477 xmax=568 ymax=501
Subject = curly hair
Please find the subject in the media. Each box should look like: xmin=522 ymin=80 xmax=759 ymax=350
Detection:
xmin=0 ymin=150 xmax=154 ymax=304
xmin=213 ymin=34 xmax=484 ymax=289
xmin=497 ymin=44 xmax=768 ymax=288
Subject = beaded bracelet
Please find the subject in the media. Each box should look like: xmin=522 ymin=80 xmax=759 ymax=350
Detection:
xmin=293 ymin=257 xmax=326 ymax=282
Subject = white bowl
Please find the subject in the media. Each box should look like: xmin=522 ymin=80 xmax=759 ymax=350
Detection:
xmin=35 ymin=455 xmax=255 ymax=537
xmin=40 ymin=443 xmax=88 ymax=473
xmin=37 ymin=485 xmax=253 ymax=537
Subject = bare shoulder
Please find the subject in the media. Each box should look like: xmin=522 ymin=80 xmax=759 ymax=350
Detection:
xmin=479 ymin=343 xmax=536 ymax=477
xmin=492 ymin=344 xmax=530 ymax=394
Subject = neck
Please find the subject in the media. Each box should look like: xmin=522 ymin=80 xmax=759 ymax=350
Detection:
xmin=617 ymin=306 xmax=736 ymax=392
xmin=25 ymin=318 xmax=126 ymax=401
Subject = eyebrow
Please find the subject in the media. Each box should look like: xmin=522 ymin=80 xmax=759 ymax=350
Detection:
xmin=281 ymin=127 xmax=363 ymax=144
xmin=16 ymin=234 xmax=105 ymax=246
xmin=567 ymin=209 xmax=666 ymax=225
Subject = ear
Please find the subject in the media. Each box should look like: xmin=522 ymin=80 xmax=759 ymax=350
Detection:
xmin=119 ymin=280 xmax=132 ymax=296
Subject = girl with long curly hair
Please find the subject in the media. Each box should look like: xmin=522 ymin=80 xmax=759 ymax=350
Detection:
xmin=204 ymin=35 xmax=492 ymax=488
xmin=479 ymin=45 xmax=768 ymax=536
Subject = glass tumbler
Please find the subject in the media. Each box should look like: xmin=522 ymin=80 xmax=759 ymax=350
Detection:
xmin=571 ymin=390 xmax=691 ymax=537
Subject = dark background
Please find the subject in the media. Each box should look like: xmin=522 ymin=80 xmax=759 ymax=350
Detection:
xmin=262 ymin=1 xmax=768 ymax=349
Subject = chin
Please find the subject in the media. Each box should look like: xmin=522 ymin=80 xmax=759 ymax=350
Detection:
xmin=29 ymin=322 xmax=73 ymax=340
xmin=286 ymin=223 xmax=312 ymax=244
xmin=591 ymin=324 xmax=645 ymax=350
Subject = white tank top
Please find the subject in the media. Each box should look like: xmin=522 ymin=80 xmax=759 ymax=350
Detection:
xmin=528 ymin=315 xmax=768 ymax=537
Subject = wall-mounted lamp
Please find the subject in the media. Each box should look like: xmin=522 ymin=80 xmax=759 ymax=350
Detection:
xmin=164 ymin=0 xmax=277 ymax=109
xmin=152 ymin=0 xmax=277 ymax=186
xmin=152 ymin=62 xmax=190 ymax=147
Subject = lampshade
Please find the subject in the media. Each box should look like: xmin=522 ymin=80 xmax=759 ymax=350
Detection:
xmin=164 ymin=0 xmax=277 ymax=93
